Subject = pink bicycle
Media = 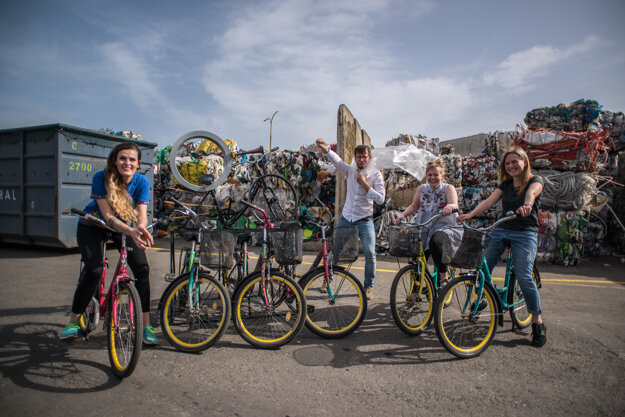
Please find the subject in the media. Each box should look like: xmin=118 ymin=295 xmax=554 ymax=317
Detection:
xmin=69 ymin=208 xmax=150 ymax=378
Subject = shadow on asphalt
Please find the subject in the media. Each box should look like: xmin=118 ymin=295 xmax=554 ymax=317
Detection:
xmin=0 ymin=321 xmax=122 ymax=393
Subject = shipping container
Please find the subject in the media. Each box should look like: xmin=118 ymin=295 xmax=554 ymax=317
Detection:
xmin=0 ymin=123 xmax=157 ymax=248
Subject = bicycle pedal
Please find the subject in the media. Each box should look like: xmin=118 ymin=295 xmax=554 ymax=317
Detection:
xmin=514 ymin=330 xmax=529 ymax=336
xmin=164 ymin=273 xmax=177 ymax=282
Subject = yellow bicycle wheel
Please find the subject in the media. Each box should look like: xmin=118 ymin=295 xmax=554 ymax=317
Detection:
xmin=302 ymin=266 xmax=366 ymax=338
xmin=434 ymin=276 xmax=498 ymax=359
xmin=107 ymin=281 xmax=142 ymax=378
xmin=160 ymin=271 xmax=231 ymax=353
xmin=233 ymin=271 xmax=306 ymax=348
xmin=390 ymin=264 xmax=435 ymax=336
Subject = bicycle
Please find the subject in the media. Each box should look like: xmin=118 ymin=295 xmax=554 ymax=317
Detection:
xmin=67 ymin=208 xmax=150 ymax=378
xmin=158 ymin=199 xmax=231 ymax=353
xmin=433 ymin=211 xmax=542 ymax=358
xmin=291 ymin=197 xmax=367 ymax=338
xmin=231 ymin=199 xmax=307 ymax=348
xmin=388 ymin=213 xmax=459 ymax=336
xmin=168 ymin=130 xmax=299 ymax=227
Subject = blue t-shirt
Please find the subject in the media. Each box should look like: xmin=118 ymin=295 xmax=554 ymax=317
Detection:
xmin=82 ymin=170 xmax=150 ymax=226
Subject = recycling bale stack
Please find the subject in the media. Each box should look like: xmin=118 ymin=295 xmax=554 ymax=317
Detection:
xmin=512 ymin=99 xmax=622 ymax=265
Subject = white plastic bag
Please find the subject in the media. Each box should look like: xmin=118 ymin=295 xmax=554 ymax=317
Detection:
xmin=369 ymin=145 xmax=437 ymax=179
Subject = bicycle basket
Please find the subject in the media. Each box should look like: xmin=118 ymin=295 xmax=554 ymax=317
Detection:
xmin=333 ymin=225 xmax=359 ymax=263
xmin=270 ymin=222 xmax=303 ymax=265
xmin=201 ymin=230 xmax=236 ymax=268
xmin=388 ymin=225 xmax=428 ymax=257
xmin=450 ymin=229 xmax=490 ymax=269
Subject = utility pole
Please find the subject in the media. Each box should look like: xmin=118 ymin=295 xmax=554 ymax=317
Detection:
xmin=264 ymin=111 xmax=278 ymax=150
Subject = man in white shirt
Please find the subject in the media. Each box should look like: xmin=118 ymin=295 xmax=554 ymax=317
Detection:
xmin=316 ymin=138 xmax=385 ymax=299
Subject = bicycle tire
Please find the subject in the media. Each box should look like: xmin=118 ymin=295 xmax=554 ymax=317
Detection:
xmin=390 ymin=264 xmax=435 ymax=336
xmin=232 ymin=270 xmax=306 ymax=348
xmin=248 ymin=174 xmax=299 ymax=223
xmin=301 ymin=265 xmax=366 ymax=338
xmin=159 ymin=271 xmax=231 ymax=353
xmin=107 ymin=281 xmax=143 ymax=378
xmin=169 ymin=130 xmax=233 ymax=192
xmin=508 ymin=264 xmax=541 ymax=329
xmin=434 ymin=275 xmax=498 ymax=359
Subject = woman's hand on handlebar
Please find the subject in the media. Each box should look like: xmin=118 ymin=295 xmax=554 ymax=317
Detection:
xmin=456 ymin=212 xmax=472 ymax=223
xmin=441 ymin=205 xmax=456 ymax=216
xmin=131 ymin=226 xmax=153 ymax=250
xmin=516 ymin=203 xmax=532 ymax=217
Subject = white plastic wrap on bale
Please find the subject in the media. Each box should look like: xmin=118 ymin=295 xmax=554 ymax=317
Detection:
xmin=371 ymin=145 xmax=437 ymax=179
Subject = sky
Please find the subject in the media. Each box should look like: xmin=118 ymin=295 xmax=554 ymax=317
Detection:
xmin=1 ymin=0 xmax=624 ymax=150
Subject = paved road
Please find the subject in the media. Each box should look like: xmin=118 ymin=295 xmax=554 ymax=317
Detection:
xmin=1 ymin=241 xmax=624 ymax=416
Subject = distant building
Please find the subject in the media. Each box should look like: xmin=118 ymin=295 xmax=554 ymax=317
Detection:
xmin=441 ymin=132 xmax=514 ymax=156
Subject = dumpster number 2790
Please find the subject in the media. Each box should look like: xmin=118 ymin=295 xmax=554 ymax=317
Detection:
xmin=68 ymin=161 xmax=93 ymax=172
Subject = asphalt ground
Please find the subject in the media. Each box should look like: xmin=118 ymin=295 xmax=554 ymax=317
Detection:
xmin=1 ymin=240 xmax=624 ymax=416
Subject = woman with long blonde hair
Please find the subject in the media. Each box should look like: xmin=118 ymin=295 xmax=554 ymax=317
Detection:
xmin=61 ymin=142 xmax=157 ymax=344
xmin=457 ymin=147 xmax=546 ymax=347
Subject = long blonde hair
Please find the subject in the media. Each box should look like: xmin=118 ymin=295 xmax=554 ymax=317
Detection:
xmin=497 ymin=147 xmax=533 ymax=194
xmin=104 ymin=142 xmax=141 ymax=223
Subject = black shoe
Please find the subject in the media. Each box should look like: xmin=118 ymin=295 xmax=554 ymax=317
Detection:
xmin=531 ymin=323 xmax=547 ymax=347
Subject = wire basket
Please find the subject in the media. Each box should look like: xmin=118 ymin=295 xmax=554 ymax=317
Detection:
xmin=270 ymin=222 xmax=303 ymax=265
xmin=201 ymin=230 xmax=236 ymax=268
xmin=333 ymin=225 xmax=359 ymax=264
xmin=450 ymin=229 xmax=490 ymax=269
xmin=388 ymin=225 xmax=429 ymax=257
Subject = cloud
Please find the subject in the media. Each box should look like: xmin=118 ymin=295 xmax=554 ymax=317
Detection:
xmin=201 ymin=0 xmax=472 ymax=145
xmin=483 ymin=35 xmax=600 ymax=92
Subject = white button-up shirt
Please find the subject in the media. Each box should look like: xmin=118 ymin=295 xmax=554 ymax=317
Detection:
xmin=326 ymin=150 xmax=385 ymax=222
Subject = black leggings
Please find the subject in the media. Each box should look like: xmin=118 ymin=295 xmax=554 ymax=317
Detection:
xmin=72 ymin=223 xmax=151 ymax=314
xmin=424 ymin=231 xmax=450 ymax=274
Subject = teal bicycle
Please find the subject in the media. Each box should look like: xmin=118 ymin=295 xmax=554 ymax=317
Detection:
xmin=158 ymin=198 xmax=232 ymax=353
xmin=433 ymin=211 xmax=541 ymax=358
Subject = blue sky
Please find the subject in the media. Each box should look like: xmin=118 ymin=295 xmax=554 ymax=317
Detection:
xmin=1 ymin=0 xmax=624 ymax=149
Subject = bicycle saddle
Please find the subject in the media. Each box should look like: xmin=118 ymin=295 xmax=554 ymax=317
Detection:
xmin=235 ymin=231 xmax=253 ymax=245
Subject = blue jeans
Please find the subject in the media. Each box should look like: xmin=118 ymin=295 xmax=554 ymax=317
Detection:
xmin=337 ymin=216 xmax=376 ymax=288
xmin=485 ymin=228 xmax=541 ymax=315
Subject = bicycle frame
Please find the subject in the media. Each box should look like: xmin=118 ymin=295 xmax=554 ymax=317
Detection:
xmin=69 ymin=208 xmax=140 ymax=337
xmin=239 ymin=199 xmax=282 ymax=309
xmin=95 ymin=235 xmax=136 ymax=332
xmin=458 ymin=213 xmax=522 ymax=325
xmin=465 ymin=243 xmax=527 ymax=326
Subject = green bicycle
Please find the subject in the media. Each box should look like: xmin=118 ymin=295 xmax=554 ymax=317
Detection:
xmin=388 ymin=213 xmax=456 ymax=336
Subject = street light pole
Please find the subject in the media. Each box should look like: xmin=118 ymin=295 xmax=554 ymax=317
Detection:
xmin=264 ymin=110 xmax=278 ymax=150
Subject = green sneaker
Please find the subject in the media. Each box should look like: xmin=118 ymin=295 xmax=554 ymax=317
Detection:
xmin=143 ymin=325 xmax=158 ymax=346
xmin=60 ymin=322 xmax=81 ymax=340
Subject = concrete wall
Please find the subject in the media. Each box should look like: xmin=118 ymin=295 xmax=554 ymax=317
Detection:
xmin=335 ymin=104 xmax=371 ymax=221
xmin=441 ymin=132 xmax=514 ymax=156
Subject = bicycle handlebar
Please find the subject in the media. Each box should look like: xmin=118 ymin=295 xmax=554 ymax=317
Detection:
xmin=459 ymin=211 xmax=517 ymax=232
xmin=399 ymin=209 xmax=458 ymax=228
xmin=69 ymin=208 xmax=115 ymax=232
xmin=68 ymin=208 xmax=156 ymax=232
